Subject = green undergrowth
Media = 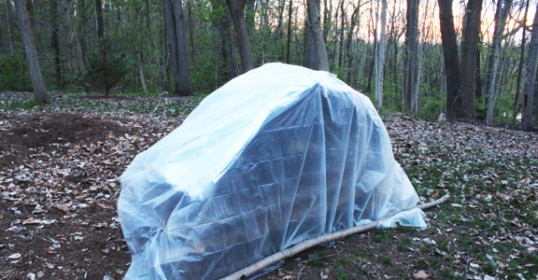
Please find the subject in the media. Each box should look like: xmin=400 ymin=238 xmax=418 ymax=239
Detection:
xmin=0 ymin=92 xmax=206 ymax=117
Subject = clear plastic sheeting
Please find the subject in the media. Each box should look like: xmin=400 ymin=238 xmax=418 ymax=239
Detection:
xmin=118 ymin=63 xmax=426 ymax=280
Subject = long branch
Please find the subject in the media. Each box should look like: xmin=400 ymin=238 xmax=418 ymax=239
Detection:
xmin=220 ymin=193 xmax=451 ymax=280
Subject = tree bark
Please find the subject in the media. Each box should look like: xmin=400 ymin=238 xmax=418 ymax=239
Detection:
xmin=163 ymin=0 xmax=192 ymax=96
xmin=226 ymin=0 xmax=254 ymax=73
xmin=438 ymin=0 xmax=463 ymax=119
xmin=286 ymin=0 xmax=293 ymax=63
xmin=95 ymin=0 xmax=110 ymax=95
xmin=514 ymin=0 xmax=530 ymax=119
xmin=211 ymin=0 xmax=238 ymax=83
xmin=345 ymin=1 xmax=361 ymax=84
xmin=460 ymin=0 xmax=483 ymax=119
xmin=5 ymin=0 xmax=15 ymax=54
xmin=374 ymin=0 xmax=387 ymax=110
xmin=485 ymin=0 xmax=512 ymax=124
xmin=95 ymin=0 xmax=104 ymax=39
xmin=14 ymin=0 xmax=50 ymax=104
xmin=522 ymin=3 xmax=538 ymax=130
xmin=413 ymin=0 xmax=432 ymax=114
xmin=304 ymin=0 xmax=329 ymax=71
xmin=337 ymin=0 xmax=345 ymax=69
xmin=404 ymin=0 xmax=419 ymax=113
xmin=65 ymin=0 xmax=86 ymax=76
xmin=50 ymin=0 xmax=63 ymax=89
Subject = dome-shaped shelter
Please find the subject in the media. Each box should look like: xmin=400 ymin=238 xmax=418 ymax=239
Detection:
xmin=118 ymin=63 xmax=426 ymax=279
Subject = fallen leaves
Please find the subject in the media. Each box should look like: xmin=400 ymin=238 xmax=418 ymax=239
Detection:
xmin=1 ymin=97 xmax=537 ymax=280
xmin=0 ymin=109 xmax=181 ymax=279
xmin=413 ymin=270 xmax=430 ymax=279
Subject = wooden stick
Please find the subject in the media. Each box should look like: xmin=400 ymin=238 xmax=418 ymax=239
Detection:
xmin=220 ymin=193 xmax=450 ymax=280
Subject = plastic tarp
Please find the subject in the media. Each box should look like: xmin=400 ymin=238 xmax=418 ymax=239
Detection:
xmin=118 ymin=63 xmax=426 ymax=279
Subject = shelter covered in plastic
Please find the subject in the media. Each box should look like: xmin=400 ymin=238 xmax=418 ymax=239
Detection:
xmin=118 ymin=63 xmax=426 ymax=279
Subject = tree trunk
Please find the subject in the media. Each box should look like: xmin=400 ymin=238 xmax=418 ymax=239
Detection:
xmin=245 ymin=0 xmax=255 ymax=36
xmin=5 ymin=0 xmax=14 ymax=54
xmin=413 ymin=0 xmax=432 ymax=114
xmin=345 ymin=1 xmax=361 ymax=84
xmin=304 ymin=0 xmax=329 ymax=71
xmin=522 ymin=3 xmax=538 ymax=130
xmin=460 ymin=0 xmax=483 ymax=119
xmin=485 ymin=0 xmax=512 ymax=124
xmin=14 ymin=0 xmax=50 ymax=104
xmin=276 ymin=0 xmax=286 ymax=41
xmin=337 ymin=0 xmax=345 ymax=69
xmin=438 ymin=0 xmax=463 ymax=119
xmin=95 ymin=0 xmax=104 ymax=39
xmin=186 ymin=0 xmax=196 ymax=62
xmin=286 ymin=0 xmax=293 ymax=63
xmin=163 ymin=0 xmax=192 ymax=96
xmin=514 ymin=0 xmax=530 ymax=119
xmin=322 ymin=0 xmax=332 ymax=46
xmin=65 ymin=0 xmax=86 ymax=77
xmin=212 ymin=0 xmax=238 ymax=82
xmin=374 ymin=0 xmax=387 ymax=110
xmin=404 ymin=0 xmax=419 ymax=113
xmin=172 ymin=0 xmax=191 ymax=95
xmin=95 ymin=0 xmax=109 ymax=95
xmin=50 ymin=0 xmax=63 ymax=89
xmin=226 ymin=0 xmax=254 ymax=73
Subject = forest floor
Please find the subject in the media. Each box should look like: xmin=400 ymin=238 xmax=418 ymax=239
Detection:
xmin=0 ymin=92 xmax=537 ymax=280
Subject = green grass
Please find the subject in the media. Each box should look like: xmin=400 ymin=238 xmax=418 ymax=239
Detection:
xmin=379 ymin=255 xmax=392 ymax=265
xmin=306 ymin=252 xmax=326 ymax=267
xmin=372 ymin=229 xmax=391 ymax=243
xmin=0 ymin=98 xmax=40 ymax=111
xmin=337 ymin=257 xmax=353 ymax=265
xmin=396 ymin=237 xmax=412 ymax=252
xmin=355 ymin=251 xmax=367 ymax=264
xmin=335 ymin=266 xmax=348 ymax=280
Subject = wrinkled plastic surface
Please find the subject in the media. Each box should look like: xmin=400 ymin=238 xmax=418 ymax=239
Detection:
xmin=118 ymin=63 xmax=426 ymax=279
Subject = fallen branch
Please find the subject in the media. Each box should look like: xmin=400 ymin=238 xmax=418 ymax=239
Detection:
xmin=417 ymin=193 xmax=450 ymax=210
xmin=220 ymin=193 xmax=450 ymax=280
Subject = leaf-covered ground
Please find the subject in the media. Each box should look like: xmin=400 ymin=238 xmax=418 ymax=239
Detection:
xmin=0 ymin=93 xmax=536 ymax=280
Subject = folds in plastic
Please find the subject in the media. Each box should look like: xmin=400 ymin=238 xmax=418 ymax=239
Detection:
xmin=118 ymin=63 xmax=426 ymax=279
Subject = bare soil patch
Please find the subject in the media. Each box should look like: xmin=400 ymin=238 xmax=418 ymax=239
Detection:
xmin=0 ymin=110 xmax=179 ymax=279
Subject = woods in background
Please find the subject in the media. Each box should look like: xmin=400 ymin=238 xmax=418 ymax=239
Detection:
xmin=0 ymin=0 xmax=537 ymax=129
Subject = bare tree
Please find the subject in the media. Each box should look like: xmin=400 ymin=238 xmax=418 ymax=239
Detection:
xmin=163 ymin=0 xmax=192 ymax=96
xmin=14 ymin=0 xmax=50 ymax=104
xmin=304 ymin=0 xmax=329 ymax=71
xmin=286 ymin=0 xmax=293 ymax=63
xmin=485 ymin=0 xmax=512 ymax=124
xmin=95 ymin=0 xmax=104 ymax=40
xmin=404 ymin=0 xmax=419 ymax=114
xmin=514 ymin=0 xmax=530 ymax=119
xmin=437 ymin=0 xmax=482 ymax=120
xmin=50 ymin=0 xmax=62 ymax=88
xmin=210 ymin=0 xmax=239 ymax=84
xmin=522 ymin=3 xmax=538 ymax=130
xmin=5 ymin=0 xmax=15 ymax=54
xmin=460 ymin=0 xmax=483 ymax=119
xmin=64 ymin=0 xmax=86 ymax=77
xmin=345 ymin=1 xmax=363 ymax=84
xmin=226 ymin=0 xmax=254 ymax=72
xmin=374 ymin=0 xmax=387 ymax=110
